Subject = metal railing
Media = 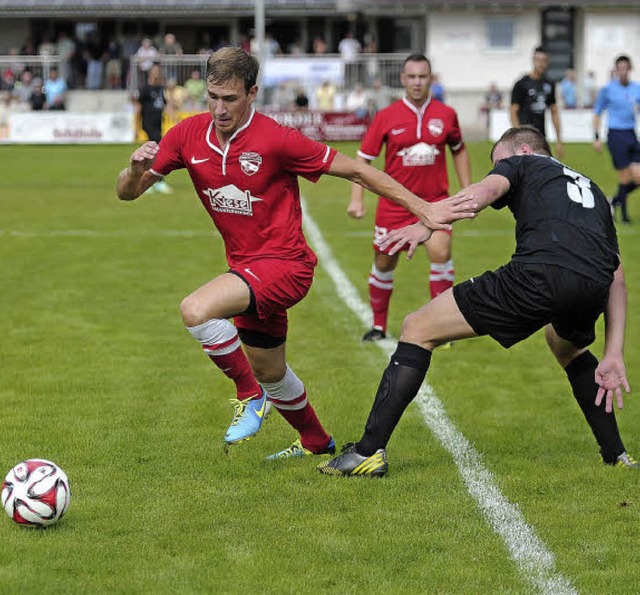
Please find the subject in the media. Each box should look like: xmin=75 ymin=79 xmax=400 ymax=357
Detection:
xmin=0 ymin=55 xmax=60 ymax=83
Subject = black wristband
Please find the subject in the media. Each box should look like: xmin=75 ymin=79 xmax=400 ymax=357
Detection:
xmin=595 ymin=132 xmax=600 ymax=141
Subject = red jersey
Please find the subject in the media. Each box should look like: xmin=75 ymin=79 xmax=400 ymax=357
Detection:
xmin=151 ymin=110 xmax=337 ymax=268
xmin=358 ymin=97 xmax=464 ymax=205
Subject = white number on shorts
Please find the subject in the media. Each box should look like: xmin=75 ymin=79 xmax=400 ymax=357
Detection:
xmin=563 ymin=167 xmax=594 ymax=209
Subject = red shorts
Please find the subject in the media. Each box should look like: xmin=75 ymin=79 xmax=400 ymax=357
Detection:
xmin=373 ymin=195 xmax=452 ymax=253
xmin=231 ymin=258 xmax=315 ymax=338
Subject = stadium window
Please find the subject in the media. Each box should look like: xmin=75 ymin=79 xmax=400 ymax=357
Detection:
xmin=486 ymin=18 xmax=514 ymax=50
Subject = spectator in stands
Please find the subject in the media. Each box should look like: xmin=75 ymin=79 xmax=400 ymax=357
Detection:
xmin=37 ymin=35 xmax=56 ymax=57
xmin=484 ymin=82 xmax=503 ymax=110
xmin=29 ymin=78 xmax=47 ymax=110
xmin=315 ymin=79 xmax=336 ymax=112
xmin=44 ymin=67 xmax=67 ymax=110
xmin=583 ymin=70 xmax=597 ymax=108
xmin=135 ymin=37 xmax=159 ymax=81
xmin=56 ymin=31 xmax=76 ymax=88
xmin=339 ymin=31 xmax=361 ymax=84
xmin=288 ymin=39 xmax=304 ymax=55
xmin=183 ymin=69 xmax=207 ymax=111
xmin=7 ymin=47 xmax=26 ymax=80
xmin=431 ymin=73 xmax=445 ymax=102
xmin=12 ymin=69 xmax=34 ymax=105
xmin=250 ymin=32 xmax=281 ymax=57
xmin=480 ymin=82 xmax=503 ymax=130
xmin=293 ymin=86 xmax=309 ymax=110
xmin=21 ymin=38 xmax=37 ymax=57
xmin=312 ymin=36 xmax=327 ymax=55
xmin=160 ymin=33 xmax=183 ymax=83
xmin=270 ymin=81 xmax=292 ymax=110
xmin=560 ymin=69 xmax=578 ymax=109
xmin=165 ymin=78 xmax=187 ymax=122
xmin=83 ymin=31 xmax=104 ymax=90
xmin=346 ymin=82 xmax=368 ymax=118
xmin=363 ymin=32 xmax=379 ymax=84
xmin=368 ymin=76 xmax=392 ymax=115
xmin=0 ymin=69 xmax=15 ymax=93
xmin=105 ymin=40 xmax=123 ymax=90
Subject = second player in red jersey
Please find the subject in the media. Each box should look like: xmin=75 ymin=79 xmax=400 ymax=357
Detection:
xmin=116 ymin=47 xmax=476 ymax=460
xmin=348 ymin=54 xmax=472 ymax=342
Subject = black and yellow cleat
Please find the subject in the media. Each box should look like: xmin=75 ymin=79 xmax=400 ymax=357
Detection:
xmin=317 ymin=442 xmax=388 ymax=477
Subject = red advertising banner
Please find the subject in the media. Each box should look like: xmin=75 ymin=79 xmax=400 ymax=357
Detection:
xmin=264 ymin=110 xmax=370 ymax=141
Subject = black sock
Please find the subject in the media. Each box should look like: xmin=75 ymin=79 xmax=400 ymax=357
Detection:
xmin=356 ymin=342 xmax=432 ymax=456
xmin=612 ymin=183 xmax=634 ymax=220
xmin=565 ymin=351 xmax=625 ymax=464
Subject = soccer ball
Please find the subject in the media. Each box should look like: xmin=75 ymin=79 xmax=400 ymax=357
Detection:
xmin=2 ymin=459 xmax=71 ymax=527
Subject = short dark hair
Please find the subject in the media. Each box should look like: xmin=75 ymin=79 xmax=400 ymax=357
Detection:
xmin=206 ymin=46 xmax=259 ymax=93
xmin=490 ymin=125 xmax=552 ymax=161
xmin=615 ymin=54 xmax=632 ymax=68
xmin=533 ymin=45 xmax=547 ymax=54
xmin=402 ymin=53 xmax=431 ymax=73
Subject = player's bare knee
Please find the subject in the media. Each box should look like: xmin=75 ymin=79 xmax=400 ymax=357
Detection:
xmin=180 ymin=295 xmax=207 ymax=327
xmin=400 ymin=311 xmax=436 ymax=350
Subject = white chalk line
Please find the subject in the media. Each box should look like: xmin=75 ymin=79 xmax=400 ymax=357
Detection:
xmin=301 ymin=199 xmax=577 ymax=595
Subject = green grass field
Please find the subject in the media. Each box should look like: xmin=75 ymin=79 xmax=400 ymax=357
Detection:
xmin=0 ymin=141 xmax=638 ymax=594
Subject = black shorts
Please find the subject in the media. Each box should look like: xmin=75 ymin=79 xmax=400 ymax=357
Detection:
xmin=453 ymin=262 xmax=610 ymax=349
xmin=607 ymin=128 xmax=640 ymax=170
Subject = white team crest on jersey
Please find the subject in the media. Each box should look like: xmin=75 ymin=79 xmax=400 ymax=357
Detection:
xmin=427 ymin=118 xmax=444 ymax=137
xmin=202 ymin=184 xmax=263 ymax=216
xmin=397 ymin=142 xmax=440 ymax=166
xmin=239 ymin=152 xmax=262 ymax=176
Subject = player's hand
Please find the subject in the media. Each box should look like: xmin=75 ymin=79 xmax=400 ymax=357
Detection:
xmin=593 ymin=140 xmax=603 ymax=153
xmin=347 ymin=197 xmax=365 ymax=219
xmin=418 ymin=193 xmax=477 ymax=231
xmin=129 ymin=141 xmax=159 ymax=174
xmin=595 ymin=354 xmax=630 ymax=413
xmin=377 ymin=222 xmax=432 ymax=258
xmin=554 ymin=141 xmax=564 ymax=160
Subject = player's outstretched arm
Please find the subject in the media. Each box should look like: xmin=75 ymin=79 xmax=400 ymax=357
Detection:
xmin=449 ymin=174 xmax=510 ymax=212
xmin=347 ymin=154 xmax=370 ymax=219
xmin=328 ymin=152 xmax=477 ymax=230
xmin=116 ymin=141 xmax=161 ymax=201
xmin=378 ymin=222 xmax=432 ymax=259
xmin=595 ymin=263 xmax=630 ymax=413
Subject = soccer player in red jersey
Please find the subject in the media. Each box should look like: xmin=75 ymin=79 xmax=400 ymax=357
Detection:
xmin=116 ymin=47 xmax=476 ymax=459
xmin=348 ymin=54 xmax=472 ymax=342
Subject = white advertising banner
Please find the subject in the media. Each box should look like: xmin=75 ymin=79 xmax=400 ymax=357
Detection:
xmin=487 ymin=109 xmax=639 ymax=143
xmin=262 ymin=57 xmax=344 ymax=87
xmin=6 ymin=112 xmax=134 ymax=144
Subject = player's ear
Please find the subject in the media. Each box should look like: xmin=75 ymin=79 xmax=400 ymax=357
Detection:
xmin=247 ymin=85 xmax=258 ymax=104
xmin=520 ymin=143 xmax=533 ymax=155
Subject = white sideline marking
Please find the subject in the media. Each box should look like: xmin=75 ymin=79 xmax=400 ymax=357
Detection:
xmin=302 ymin=199 xmax=577 ymax=595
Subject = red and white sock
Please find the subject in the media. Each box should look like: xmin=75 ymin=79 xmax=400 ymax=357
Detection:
xmin=368 ymin=264 xmax=394 ymax=333
xmin=187 ymin=319 xmax=261 ymax=401
xmin=430 ymin=259 xmax=454 ymax=299
xmin=262 ymin=366 xmax=331 ymax=453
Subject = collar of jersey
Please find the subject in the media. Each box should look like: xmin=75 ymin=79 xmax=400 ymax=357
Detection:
xmin=402 ymin=96 xmax=431 ymax=140
xmin=205 ymin=107 xmax=256 ymax=175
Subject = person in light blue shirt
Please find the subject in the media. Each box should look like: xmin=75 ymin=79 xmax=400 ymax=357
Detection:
xmin=593 ymin=55 xmax=640 ymax=223
xmin=559 ymin=69 xmax=577 ymax=108
xmin=44 ymin=67 xmax=67 ymax=110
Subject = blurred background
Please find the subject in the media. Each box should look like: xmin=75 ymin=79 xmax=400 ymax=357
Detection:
xmin=0 ymin=0 xmax=638 ymax=143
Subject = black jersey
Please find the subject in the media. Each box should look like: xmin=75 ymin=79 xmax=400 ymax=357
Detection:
xmin=510 ymin=75 xmax=555 ymax=137
xmin=490 ymin=154 xmax=620 ymax=285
